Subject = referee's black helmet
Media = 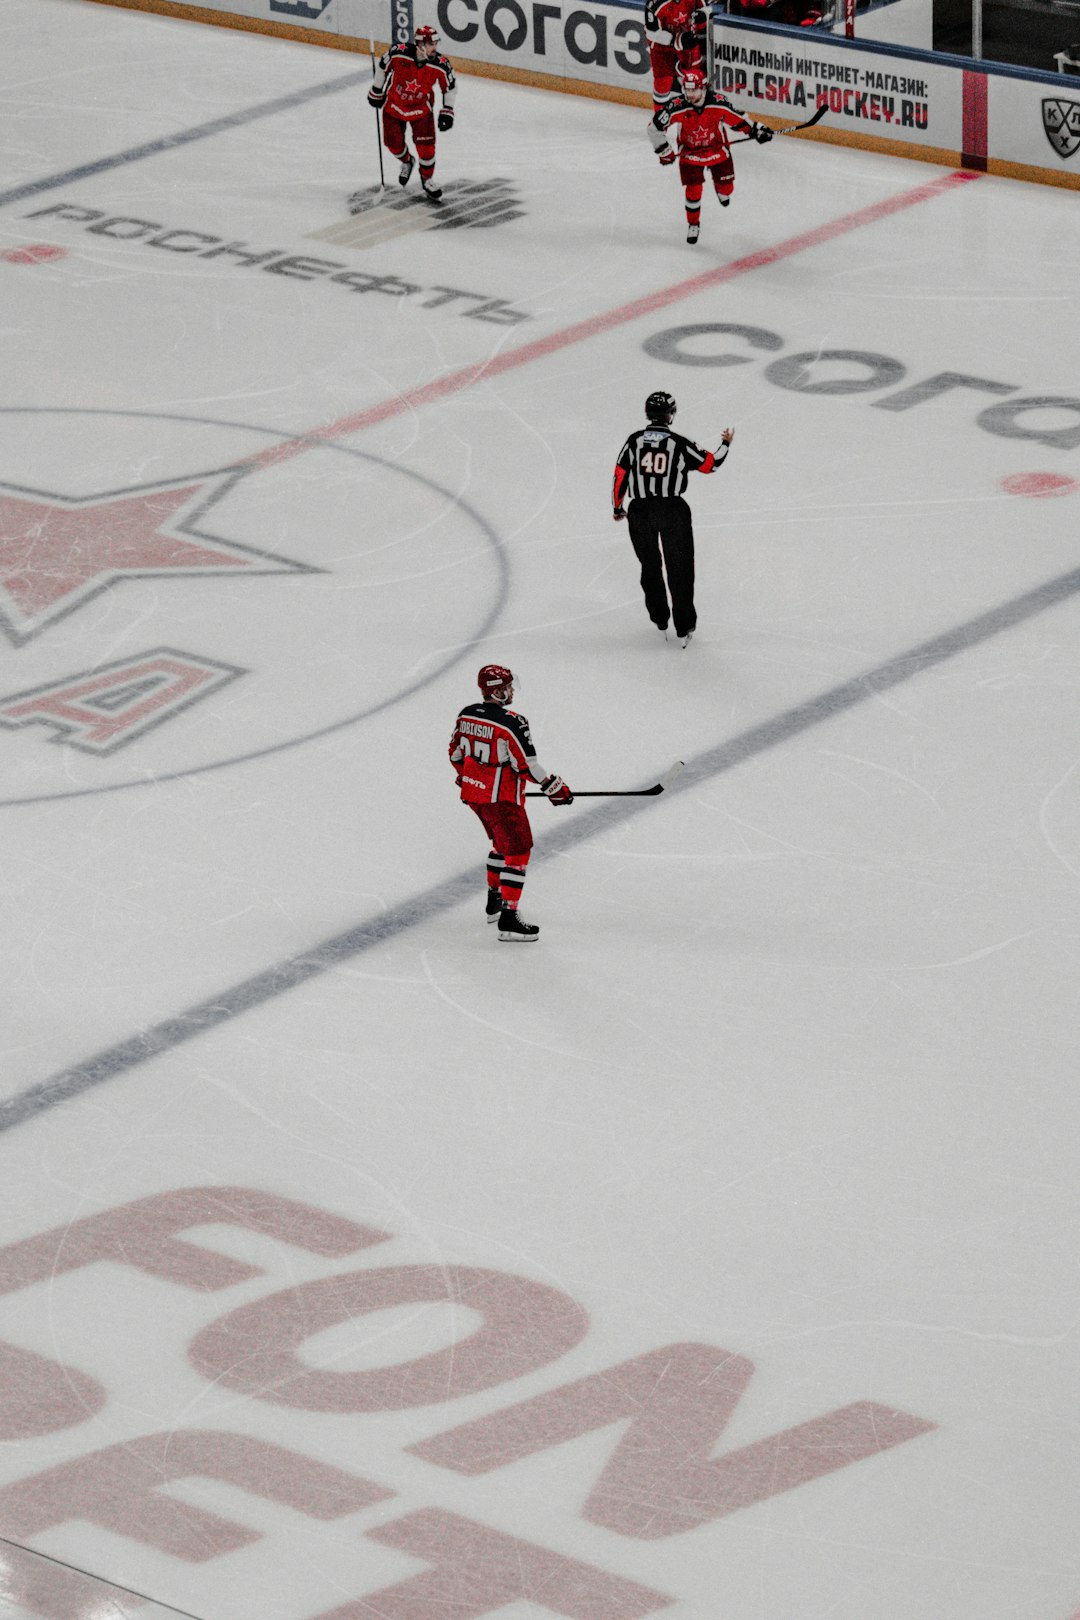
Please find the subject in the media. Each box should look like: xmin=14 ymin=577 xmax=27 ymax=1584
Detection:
xmin=644 ymin=391 xmax=676 ymax=423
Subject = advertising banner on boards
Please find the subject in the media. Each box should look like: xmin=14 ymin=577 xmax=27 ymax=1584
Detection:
xmin=432 ymin=0 xmax=650 ymax=90
xmin=82 ymin=0 xmax=1080 ymax=186
xmin=710 ymin=25 xmax=960 ymax=150
xmin=183 ymin=0 xmax=371 ymax=32
xmin=990 ymin=72 xmax=1080 ymax=171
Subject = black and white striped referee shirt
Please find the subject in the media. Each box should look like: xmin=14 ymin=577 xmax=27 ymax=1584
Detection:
xmin=612 ymin=425 xmax=728 ymax=510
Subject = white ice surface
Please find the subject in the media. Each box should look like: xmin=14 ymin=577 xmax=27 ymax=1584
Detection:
xmin=1 ymin=4 xmax=1080 ymax=1620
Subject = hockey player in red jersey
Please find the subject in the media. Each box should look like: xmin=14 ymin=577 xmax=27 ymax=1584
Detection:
xmin=644 ymin=0 xmax=708 ymax=112
xmin=367 ymin=25 xmax=456 ymax=202
xmin=449 ymin=665 xmax=573 ymax=942
xmin=649 ymin=68 xmax=772 ymax=242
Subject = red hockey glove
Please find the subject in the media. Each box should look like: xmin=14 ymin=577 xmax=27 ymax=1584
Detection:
xmin=437 ymin=108 xmax=454 ymax=131
xmin=657 ymin=144 xmax=677 ymax=166
xmin=752 ymin=122 xmax=773 ymax=143
xmin=367 ymin=88 xmax=387 ymax=108
xmin=613 ymin=508 xmax=627 ymax=521
xmin=541 ymin=775 xmax=573 ymax=806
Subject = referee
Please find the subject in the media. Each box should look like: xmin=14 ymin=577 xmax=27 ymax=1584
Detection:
xmin=612 ymin=390 xmax=734 ymax=647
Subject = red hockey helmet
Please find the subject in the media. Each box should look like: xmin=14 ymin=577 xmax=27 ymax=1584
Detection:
xmin=681 ymin=66 xmax=708 ymax=101
xmin=414 ymin=24 xmax=440 ymax=53
xmin=478 ymin=664 xmax=514 ymax=702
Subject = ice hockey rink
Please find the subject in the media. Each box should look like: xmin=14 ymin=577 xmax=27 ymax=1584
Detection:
xmin=2 ymin=1 xmax=1080 ymax=1616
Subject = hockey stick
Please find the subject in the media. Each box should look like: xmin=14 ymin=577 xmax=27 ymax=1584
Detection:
xmin=526 ymin=760 xmax=686 ymax=799
xmin=728 ymin=103 xmax=828 ymax=145
xmin=370 ymin=48 xmax=386 ymax=188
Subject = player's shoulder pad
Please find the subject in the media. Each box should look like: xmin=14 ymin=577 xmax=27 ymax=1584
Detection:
xmin=457 ymin=701 xmax=489 ymax=721
xmin=666 ymin=94 xmax=691 ymax=116
xmin=389 ymin=41 xmax=416 ymax=60
xmin=433 ymin=50 xmax=454 ymax=70
xmin=502 ymin=706 xmax=535 ymax=750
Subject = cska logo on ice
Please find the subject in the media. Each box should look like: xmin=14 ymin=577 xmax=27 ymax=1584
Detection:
xmin=1042 ymin=97 xmax=1080 ymax=158
xmin=0 ymin=650 xmax=245 ymax=755
xmin=0 ymin=409 xmax=505 ymax=802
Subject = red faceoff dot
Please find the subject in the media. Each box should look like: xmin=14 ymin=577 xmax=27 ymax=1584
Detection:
xmin=1 ymin=243 xmax=68 ymax=265
xmin=1001 ymin=471 xmax=1079 ymax=498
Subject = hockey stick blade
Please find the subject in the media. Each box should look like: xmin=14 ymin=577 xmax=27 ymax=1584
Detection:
xmin=730 ymin=103 xmax=827 ymax=145
xmin=526 ymin=761 xmax=686 ymax=798
xmin=654 ymin=758 xmax=686 ymax=792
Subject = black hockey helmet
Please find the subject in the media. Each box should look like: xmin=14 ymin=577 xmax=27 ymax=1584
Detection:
xmin=645 ymin=391 xmax=676 ymax=423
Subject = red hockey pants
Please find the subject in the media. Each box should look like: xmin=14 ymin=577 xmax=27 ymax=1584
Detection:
xmin=382 ymin=110 xmax=437 ymax=179
xmin=467 ymin=801 xmax=533 ymax=911
xmin=680 ymin=155 xmax=735 ymax=220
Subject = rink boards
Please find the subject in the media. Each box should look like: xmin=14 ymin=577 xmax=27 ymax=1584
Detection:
xmin=81 ymin=0 xmax=1080 ymax=189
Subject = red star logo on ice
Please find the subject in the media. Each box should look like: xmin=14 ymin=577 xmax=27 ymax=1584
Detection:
xmin=0 ymin=474 xmax=315 ymax=645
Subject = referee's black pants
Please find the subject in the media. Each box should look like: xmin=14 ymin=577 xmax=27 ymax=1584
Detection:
xmin=627 ymin=495 xmax=696 ymax=639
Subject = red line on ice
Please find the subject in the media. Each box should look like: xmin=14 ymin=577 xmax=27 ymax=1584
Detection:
xmin=246 ymin=168 xmax=980 ymax=470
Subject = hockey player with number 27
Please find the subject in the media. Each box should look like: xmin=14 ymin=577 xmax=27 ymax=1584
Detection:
xmin=449 ymin=666 xmax=573 ymax=942
xmin=368 ymin=25 xmax=456 ymax=202
xmin=649 ymin=68 xmax=772 ymax=243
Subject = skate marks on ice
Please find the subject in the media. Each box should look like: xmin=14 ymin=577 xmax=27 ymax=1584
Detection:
xmin=326 ymin=178 xmax=525 ymax=250
xmin=0 ymin=409 xmax=510 ymax=805
xmin=0 ymin=172 xmax=990 ymax=808
xmin=240 ymin=169 xmax=985 ymax=470
xmin=6 ymin=554 xmax=1080 ymax=1135
xmin=0 ymin=71 xmax=370 ymax=213
xmin=0 ymin=1530 xmax=207 ymax=1620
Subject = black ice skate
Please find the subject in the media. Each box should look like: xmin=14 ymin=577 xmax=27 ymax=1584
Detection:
xmin=421 ymin=179 xmax=443 ymax=202
xmin=486 ymin=890 xmax=503 ymax=923
xmin=678 ymin=630 xmax=694 ymax=649
xmin=497 ymin=908 xmax=539 ymax=942
xmin=687 ymin=222 xmax=700 ymax=244
xmin=398 ymin=154 xmax=415 ymax=187
xmin=718 ymin=196 xmax=730 ymax=206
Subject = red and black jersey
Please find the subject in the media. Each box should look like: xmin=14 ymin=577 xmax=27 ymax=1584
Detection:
xmin=649 ymin=91 xmax=755 ymax=165
xmin=370 ymin=43 xmax=457 ymax=123
xmin=644 ymin=0 xmax=705 ymax=102
xmin=644 ymin=0 xmax=699 ymax=46
xmin=449 ymin=701 xmax=550 ymax=807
